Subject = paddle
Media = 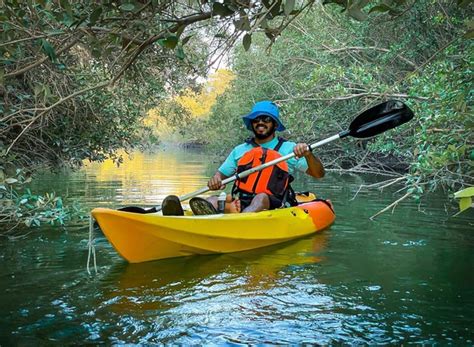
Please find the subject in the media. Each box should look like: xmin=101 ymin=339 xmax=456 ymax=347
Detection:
xmin=120 ymin=100 xmax=414 ymax=213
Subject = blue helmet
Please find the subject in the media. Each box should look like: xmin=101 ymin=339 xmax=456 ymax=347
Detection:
xmin=242 ymin=100 xmax=286 ymax=132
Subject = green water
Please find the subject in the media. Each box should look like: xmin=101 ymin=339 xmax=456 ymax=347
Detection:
xmin=1 ymin=149 xmax=473 ymax=344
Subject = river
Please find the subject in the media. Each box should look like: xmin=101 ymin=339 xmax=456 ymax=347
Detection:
xmin=1 ymin=148 xmax=473 ymax=344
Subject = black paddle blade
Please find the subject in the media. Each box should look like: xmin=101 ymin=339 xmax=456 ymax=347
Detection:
xmin=118 ymin=206 xmax=158 ymax=214
xmin=347 ymin=100 xmax=414 ymax=139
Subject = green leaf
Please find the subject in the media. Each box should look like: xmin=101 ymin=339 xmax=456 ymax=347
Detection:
xmin=458 ymin=196 xmax=472 ymax=213
xmin=120 ymin=3 xmax=136 ymax=12
xmin=55 ymin=197 xmax=63 ymax=208
xmin=61 ymin=13 xmax=75 ymax=28
xmin=322 ymin=0 xmax=348 ymax=9
xmin=243 ymin=33 xmax=252 ymax=51
xmin=181 ymin=35 xmax=193 ymax=45
xmin=348 ymin=4 xmax=368 ymax=21
xmin=176 ymin=46 xmax=185 ymax=60
xmin=158 ymin=35 xmax=179 ymax=49
xmin=213 ymin=3 xmax=235 ymax=17
xmin=454 ymin=187 xmax=474 ymax=198
xmin=89 ymin=7 xmax=103 ymax=25
xmin=5 ymin=178 xmax=18 ymax=184
xmin=464 ymin=29 xmax=474 ymax=39
xmin=60 ymin=0 xmax=73 ymax=16
xmin=454 ymin=187 xmax=474 ymax=216
xmin=369 ymin=4 xmax=393 ymax=13
xmin=234 ymin=17 xmax=251 ymax=31
xmin=175 ymin=25 xmax=186 ymax=38
xmin=40 ymin=39 xmax=57 ymax=62
xmin=284 ymin=0 xmax=295 ymax=15
xmin=259 ymin=17 xmax=269 ymax=29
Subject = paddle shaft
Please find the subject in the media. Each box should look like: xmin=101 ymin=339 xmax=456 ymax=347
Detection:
xmin=154 ymin=133 xmax=341 ymax=210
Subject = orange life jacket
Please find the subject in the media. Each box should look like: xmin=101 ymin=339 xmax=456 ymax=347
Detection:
xmin=234 ymin=138 xmax=289 ymax=198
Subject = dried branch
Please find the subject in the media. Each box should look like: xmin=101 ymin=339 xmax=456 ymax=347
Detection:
xmin=0 ymin=31 xmax=65 ymax=47
xmin=370 ymin=191 xmax=413 ymax=220
xmin=277 ymin=92 xmax=429 ymax=102
xmin=6 ymin=80 xmax=110 ymax=155
xmin=320 ymin=45 xmax=417 ymax=68
xmin=5 ymin=32 xmax=85 ymax=78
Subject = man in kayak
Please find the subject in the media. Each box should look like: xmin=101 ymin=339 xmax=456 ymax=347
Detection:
xmin=195 ymin=100 xmax=325 ymax=214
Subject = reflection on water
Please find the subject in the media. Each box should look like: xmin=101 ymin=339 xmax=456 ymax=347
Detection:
xmin=0 ymin=148 xmax=473 ymax=344
xmin=85 ymin=150 xmax=212 ymax=205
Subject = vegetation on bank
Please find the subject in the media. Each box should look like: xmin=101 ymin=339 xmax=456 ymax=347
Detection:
xmin=166 ymin=1 xmax=473 ymax=215
xmin=0 ymin=0 xmax=472 ymax=233
xmin=0 ymin=0 xmax=316 ymax=233
xmin=144 ymin=69 xmax=235 ymax=144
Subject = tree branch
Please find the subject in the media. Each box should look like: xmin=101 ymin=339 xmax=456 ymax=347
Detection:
xmin=370 ymin=191 xmax=412 ymax=220
xmin=0 ymin=31 xmax=66 ymax=47
xmin=277 ymin=92 xmax=429 ymax=102
xmin=321 ymin=45 xmax=417 ymax=68
xmin=110 ymin=11 xmax=213 ymax=85
xmin=5 ymin=32 xmax=85 ymax=78
xmin=6 ymin=80 xmax=109 ymax=155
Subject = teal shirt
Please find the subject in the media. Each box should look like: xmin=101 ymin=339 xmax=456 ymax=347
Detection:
xmin=218 ymin=137 xmax=309 ymax=177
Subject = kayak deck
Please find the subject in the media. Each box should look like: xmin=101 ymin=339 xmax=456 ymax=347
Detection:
xmin=91 ymin=199 xmax=335 ymax=263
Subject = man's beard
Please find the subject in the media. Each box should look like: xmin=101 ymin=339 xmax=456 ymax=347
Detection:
xmin=253 ymin=123 xmax=276 ymax=139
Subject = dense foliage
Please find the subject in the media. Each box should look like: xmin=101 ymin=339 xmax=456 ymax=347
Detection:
xmin=145 ymin=69 xmax=235 ymax=144
xmin=179 ymin=1 xmax=472 ymax=205
xmin=0 ymin=0 xmax=471 ymax=231
xmin=1 ymin=0 xmax=330 ymax=232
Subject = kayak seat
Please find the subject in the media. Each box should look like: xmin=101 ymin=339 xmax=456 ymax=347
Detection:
xmin=161 ymin=195 xmax=184 ymax=216
xmin=118 ymin=206 xmax=157 ymax=214
xmin=294 ymin=192 xmax=316 ymax=204
xmin=190 ymin=197 xmax=218 ymax=215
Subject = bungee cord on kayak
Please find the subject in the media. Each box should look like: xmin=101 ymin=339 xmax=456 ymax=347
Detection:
xmin=87 ymin=215 xmax=98 ymax=275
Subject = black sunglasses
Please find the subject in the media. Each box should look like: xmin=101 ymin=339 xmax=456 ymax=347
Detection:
xmin=251 ymin=115 xmax=274 ymax=123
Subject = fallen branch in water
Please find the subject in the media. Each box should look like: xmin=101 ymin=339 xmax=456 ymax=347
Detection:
xmin=350 ymin=176 xmax=408 ymax=201
xmin=370 ymin=191 xmax=413 ymax=220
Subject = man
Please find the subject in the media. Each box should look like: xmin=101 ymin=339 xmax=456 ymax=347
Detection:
xmin=200 ymin=100 xmax=325 ymax=214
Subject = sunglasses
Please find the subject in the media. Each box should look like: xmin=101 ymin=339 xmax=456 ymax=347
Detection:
xmin=251 ymin=115 xmax=274 ymax=123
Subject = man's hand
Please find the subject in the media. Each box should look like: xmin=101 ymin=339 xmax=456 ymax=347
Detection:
xmin=293 ymin=143 xmax=312 ymax=158
xmin=294 ymin=143 xmax=325 ymax=178
xmin=208 ymin=173 xmax=226 ymax=190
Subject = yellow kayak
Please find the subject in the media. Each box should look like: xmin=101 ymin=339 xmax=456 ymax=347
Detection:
xmin=91 ymin=196 xmax=335 ymax=263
